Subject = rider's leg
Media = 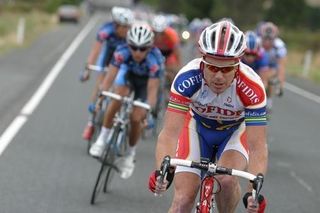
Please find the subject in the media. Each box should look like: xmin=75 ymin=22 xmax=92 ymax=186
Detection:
xmin=129 ymin=107 xmax=146 ymax=148
xmin=215 ymin=150 xmax=247 ymax=213
xmin=116 ymin=103 xmax=146 ymax=179
xmin=169 ymin=172 xmax=200 ymax=213
xmin=90 ymin=72 xmax=106 ymax=103
xmin=259 ymin=69 xmax=276 ymax=110
xmin=102 ymin=86 xmax=130 ymax=128
xmin=82 ymin=72 xmax=106 ymax=140
xmin=89 ymin=86 xmax=130 ymax=157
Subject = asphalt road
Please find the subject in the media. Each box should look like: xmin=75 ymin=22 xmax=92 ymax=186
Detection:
xmin=0 ymin=14 xmax=319 ymax=213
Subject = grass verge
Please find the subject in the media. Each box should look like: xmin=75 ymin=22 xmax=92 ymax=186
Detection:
xmin=0 ymin=10 xmax=57 ymax=55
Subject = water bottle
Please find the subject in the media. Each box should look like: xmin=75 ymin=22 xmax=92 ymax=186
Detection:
xmin=146 ymin=114 xmax=155 ymax=130
xmin=116 ymin=130 xmax=124 ymax=147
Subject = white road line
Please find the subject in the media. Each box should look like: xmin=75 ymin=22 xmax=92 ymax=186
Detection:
xmin=290 ymin=171 xmax=313 ymax=192
xmin=285 ymin=82 xmax=320 ymax=104
xmin=0 ymin=116 xmax=27 ymax=155
xmin=0 ymin=16 xmax=99 ymax=156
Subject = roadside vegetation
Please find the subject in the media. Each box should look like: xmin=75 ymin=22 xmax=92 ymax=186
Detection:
xmin=0 ymin=10 xmax=56 ymax=54
xmin=0 ymin=0 xmax=81 ymax=54
xmin=141 ymin=0 xmax=320 ymax=83
xmin=1 ymin=0 xmax=320 ymax=83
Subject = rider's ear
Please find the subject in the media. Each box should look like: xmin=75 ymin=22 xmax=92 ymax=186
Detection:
xmin=200 ymin=61 xmax=204 ymax=71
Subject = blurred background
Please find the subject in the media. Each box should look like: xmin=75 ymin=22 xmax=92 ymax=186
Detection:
xmin=0 ymin=1 xmax=320 ymax=212
xmin=1 ymin=0 xmax=320 ymax=83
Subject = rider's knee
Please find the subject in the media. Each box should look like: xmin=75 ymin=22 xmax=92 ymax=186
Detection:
xmin=216 ymin=175 xmax=239 ymax=193
xmin=171 ymin=193 xmax=195 ymax=212
xmin=130 ymin=113 xmax=143 ymax=123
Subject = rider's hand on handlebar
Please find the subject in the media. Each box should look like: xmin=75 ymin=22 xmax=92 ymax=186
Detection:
xmin=79 ymin=65 xmax=91 ymax=82
xmin=243 ymin=192 xmax=266 ymax=213
xmin=148 ymin=168 xmax=175 ymax=196
xmin=94 ymin=96 xmax=104 ymax=113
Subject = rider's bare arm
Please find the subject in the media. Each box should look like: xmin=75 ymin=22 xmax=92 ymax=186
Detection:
xmin=173 ymin=46 xmax=182 ymax=68
xmin=100 ymin=64 xmax=119 ymax=91
xmin=155 ymin=110 xmax=186 ymax=169
xmin=147 ymin=78 xmax=160 ymax=109
xmin=87 ymin=41 xmax=103 ymax=65
xmin=277 ymin=56 xmax=287 ymax=87
xmin=245 ymin=125 xmax=268 ymax=191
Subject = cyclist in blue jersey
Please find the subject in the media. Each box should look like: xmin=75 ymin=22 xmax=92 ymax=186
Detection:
xmin=148 ymin=20 xmax=267 ymax=213
xmin=81 ymin=7 xmax=134 ymax=140
xmin=259 ymin=22 xmax=287 ymax=109
xmin=90 ymin=23 xmax=165 ymax=179
xmin=241 ymin=31 xmax=269 ymax=81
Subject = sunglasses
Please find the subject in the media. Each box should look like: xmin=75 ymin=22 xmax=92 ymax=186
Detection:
xmin=244 ymin=52 xmax=258 ymax=57
xmin=203 ymin=61 xmax=238 ymax=74
xmin=129 ymin=45 xmax=149 ymax=52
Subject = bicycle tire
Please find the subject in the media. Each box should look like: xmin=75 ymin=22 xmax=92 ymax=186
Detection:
xmin=100 ymin=126 xmax=121 ymax=193
xmin=90 ymin=126 xmax=118 ymax=204
xmin=103 ymin=165 xmax=116 ymax=193
xmin=90 ymin=146 xmax=109 ymax=205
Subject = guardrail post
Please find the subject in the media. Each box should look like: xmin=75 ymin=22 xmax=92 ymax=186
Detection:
xmin=302 ymin=49 xmax=312 ymax=77
xmin=16 ymin=17 xmax=25 ymax=45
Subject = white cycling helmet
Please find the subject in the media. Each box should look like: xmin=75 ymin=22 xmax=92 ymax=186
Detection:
xmin=259 ymin=22 xmax=278 ymax=40
xmin=198 ymin=20 xmax=246 ymax=59
xmin=111 ymin=6 xmax=134 ymax=26
xmin=151 ymin=15 xmax=168 ymax=32
xmin=127 ymin=23 xmax=154 ymax=47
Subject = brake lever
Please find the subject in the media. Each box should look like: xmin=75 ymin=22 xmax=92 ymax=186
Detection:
xmin=159 ymin=155 xmax=171 ymax=183
xmin=252 ymin=173 xmax=264 ymax=203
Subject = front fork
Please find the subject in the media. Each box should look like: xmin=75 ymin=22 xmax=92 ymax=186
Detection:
xmin=196 ymin=176 xmax=215 ymax=213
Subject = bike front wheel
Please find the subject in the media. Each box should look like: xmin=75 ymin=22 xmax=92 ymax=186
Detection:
xmin=90 ymin=136 xmax=116 ymax=204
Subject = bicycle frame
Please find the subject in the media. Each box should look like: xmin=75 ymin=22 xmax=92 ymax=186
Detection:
xmin=198 ymin=175 xmax=215 ymax=213
xmin=102 ymin=91 xmax=151 ymax=156
xmin=197 ymin=146 xmax=218 ymax=213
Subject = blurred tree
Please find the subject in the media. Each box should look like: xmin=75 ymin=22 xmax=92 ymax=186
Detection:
xmin=155 ymin=0 xmax=213 ymax=20
xmin=266 ymin=0 xmax=308 ymax=27
xmin=210 ymin=0 xmax=264 ymax=27
xmin=305 ymin=7 xmax=320 ymax=30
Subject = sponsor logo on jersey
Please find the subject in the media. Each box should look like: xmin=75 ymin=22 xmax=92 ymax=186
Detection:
xmin=150 ymin=64 xmax=159 ymax=74
xmin=236 ymin=78 xmax=260 ymax=104
xmin=114 ymin=52 xmax=124 ymax=64
xmin=193 ymin=105 xmax=242 ymax=116
xmin=177 ymin=73 xmax=202 ymax=93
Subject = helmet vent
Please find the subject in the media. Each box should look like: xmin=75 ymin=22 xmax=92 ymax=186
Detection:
xmin=227 ymin=33 xmax=234 ymax=51
xmin=218 ymin=26 xmax=227 ymax=50
xmin=211 ymin=32 xmax=216 ymax=50
xmin=235 ymin=34 xmax=244 ymax=53
xmin=202 ymin=30 xmax=208 ymax=50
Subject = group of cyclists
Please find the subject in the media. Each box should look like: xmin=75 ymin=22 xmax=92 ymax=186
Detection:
xmin=241 ymin=21 xmax=287 ymax=111
xmin=80 ymin=7 xmax=181 ymax=179
xmin=79 ymin=5 xmax=288 ymax=212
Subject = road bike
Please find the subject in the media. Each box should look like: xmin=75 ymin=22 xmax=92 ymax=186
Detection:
xmin=268 ymin=74 xmax=283 ymax=97
xmin=90 ymin=91 xmax=150 ymax=205
xmin=158 ymin=151 xmax=264 ymax=213
xmin=80 ymin=64 xmax=109 ymax=154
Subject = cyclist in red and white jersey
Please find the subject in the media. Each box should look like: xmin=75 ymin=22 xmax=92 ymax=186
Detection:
xmin=149 ymin=20 xmax=268 ymax=213
xmin=151 ymin=15 xmax=182 ymax=86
